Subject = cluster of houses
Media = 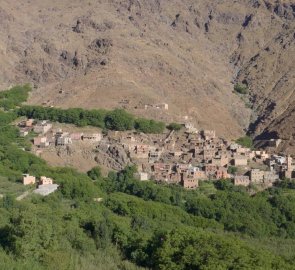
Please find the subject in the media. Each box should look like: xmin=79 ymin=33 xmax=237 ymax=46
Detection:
xmin=105 ymin=125 xmax=290 ymax=190
xmin=18 ymin=119 xmax=102 ymax=149
xmin=23 ymin=174 xmax=59 ymax=196
xmin=18 ymin=118 xmax=293 ymax=190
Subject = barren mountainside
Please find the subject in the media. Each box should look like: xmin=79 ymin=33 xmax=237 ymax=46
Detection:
xmin=0 ymin=0 xmax=294 ymax=145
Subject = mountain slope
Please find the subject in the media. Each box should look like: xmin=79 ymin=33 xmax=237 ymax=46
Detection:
xmin=0 ymin=0 xmax=294 ymax=143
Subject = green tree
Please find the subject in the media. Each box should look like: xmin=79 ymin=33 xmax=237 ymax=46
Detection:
xmin=105 ymin=109 xmax=135 ymax=131
xmin=167 ymin=123 xmax=182 ymax=131
xmin=87 ymin=166 xmax=102 ymax=180
xmin=135 ymin=118 xmax=165 ymax=134
xmin=236 ymin=136 xmax=253 ymax=148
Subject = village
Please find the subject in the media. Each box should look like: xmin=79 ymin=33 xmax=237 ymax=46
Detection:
xmin=17 ymin=118 xmax=294 ymax=191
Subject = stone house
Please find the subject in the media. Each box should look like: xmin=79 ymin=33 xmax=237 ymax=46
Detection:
xmin=250 ymin=169 xmax=264 ymax=183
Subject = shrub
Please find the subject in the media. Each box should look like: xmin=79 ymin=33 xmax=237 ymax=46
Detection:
xmin=228 ymin=166 xmax=237 ymax=174
xmin=167 ymin=122 xmax=182 ymax=131
xmin=234 ymin=83 xmax=248 ymax=94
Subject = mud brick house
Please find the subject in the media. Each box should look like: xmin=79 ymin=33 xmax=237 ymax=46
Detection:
xmin=34 ymin=120 xmax=52 ymax=134
xmin=234 ymin=175 xmax=250 ymax=186
xmin=211 ymin=156 xmax=229 ymax=167
xmin=182 ymin=175 xmax=198 ymax=189
xmin=250 ymin=169 xmax=264 ymax=183
xmin=215 ymin=167 xmax=229 ymax=179
xmin=204 ymin=164 xmax=218 ymax=177
xmin=82 ymin=133 xmax=102 ymax=142
xmin=70 ymin=132 xmax=84 ymax=141
xmin=25 ymin=119 xmax=34 ymax=127
xmin=233 ymin=156 xmax=248 ymax=166
xmin=203 ymin=149 xmax=216 ymax=161
xmin=34 ymin=136 xmax=50 ymax=148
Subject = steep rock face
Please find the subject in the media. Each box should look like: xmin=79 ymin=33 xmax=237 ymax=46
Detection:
xmin=0 ymin=0 xmax=294 ymax=144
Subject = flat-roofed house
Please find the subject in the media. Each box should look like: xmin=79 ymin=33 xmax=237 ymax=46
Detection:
xmin=82 ymin=133 xmax=102 ymax=142
xmin=215 ymin=167 xmax=229 ymax=179
xmin=250 ymin=169 xmax=264 ymax=183
xmin=34 ymin=136 xmax=49 ymax=148
xmin=56 ymin=136 xmax=72 ymax=146
xmin=234 ymin=175 xmax=250 ymax=186
xmin=134 ymin=172 xmax=149 ymax=181
xmin=233 ymin=156 xmax=248 ymax=166
xmin=25 ymin=119 xmax=34 ymax=127
xmin=23 ymin=174 xmax=36 ymax=185
xmin=70 ymin=132 xmax=83 ymax=141
xmin=40 ymin=176 xmax=53 ymax=185
xmin=181 ymin=170 xmax=199 ymax=189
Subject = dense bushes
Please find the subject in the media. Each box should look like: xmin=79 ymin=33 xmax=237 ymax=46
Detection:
xmin=18 ymin=106 xmax=167 ymax=134
xmin=105 ymin=109 xmax=135 ymax=131
xmin=236 ymin=135 xmax=253 ymax=148
xmin=18 ymin=106 xmax=107 ymax=128
xmin=135 ymin=118 xmax=165 ymax=134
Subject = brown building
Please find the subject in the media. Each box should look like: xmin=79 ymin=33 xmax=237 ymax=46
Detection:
xmin=234 ymin=175 xmax=250 ymax=186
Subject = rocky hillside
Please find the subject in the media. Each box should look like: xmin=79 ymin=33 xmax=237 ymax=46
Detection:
xmin=0 ymin=0 xmax=294 ymax=144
